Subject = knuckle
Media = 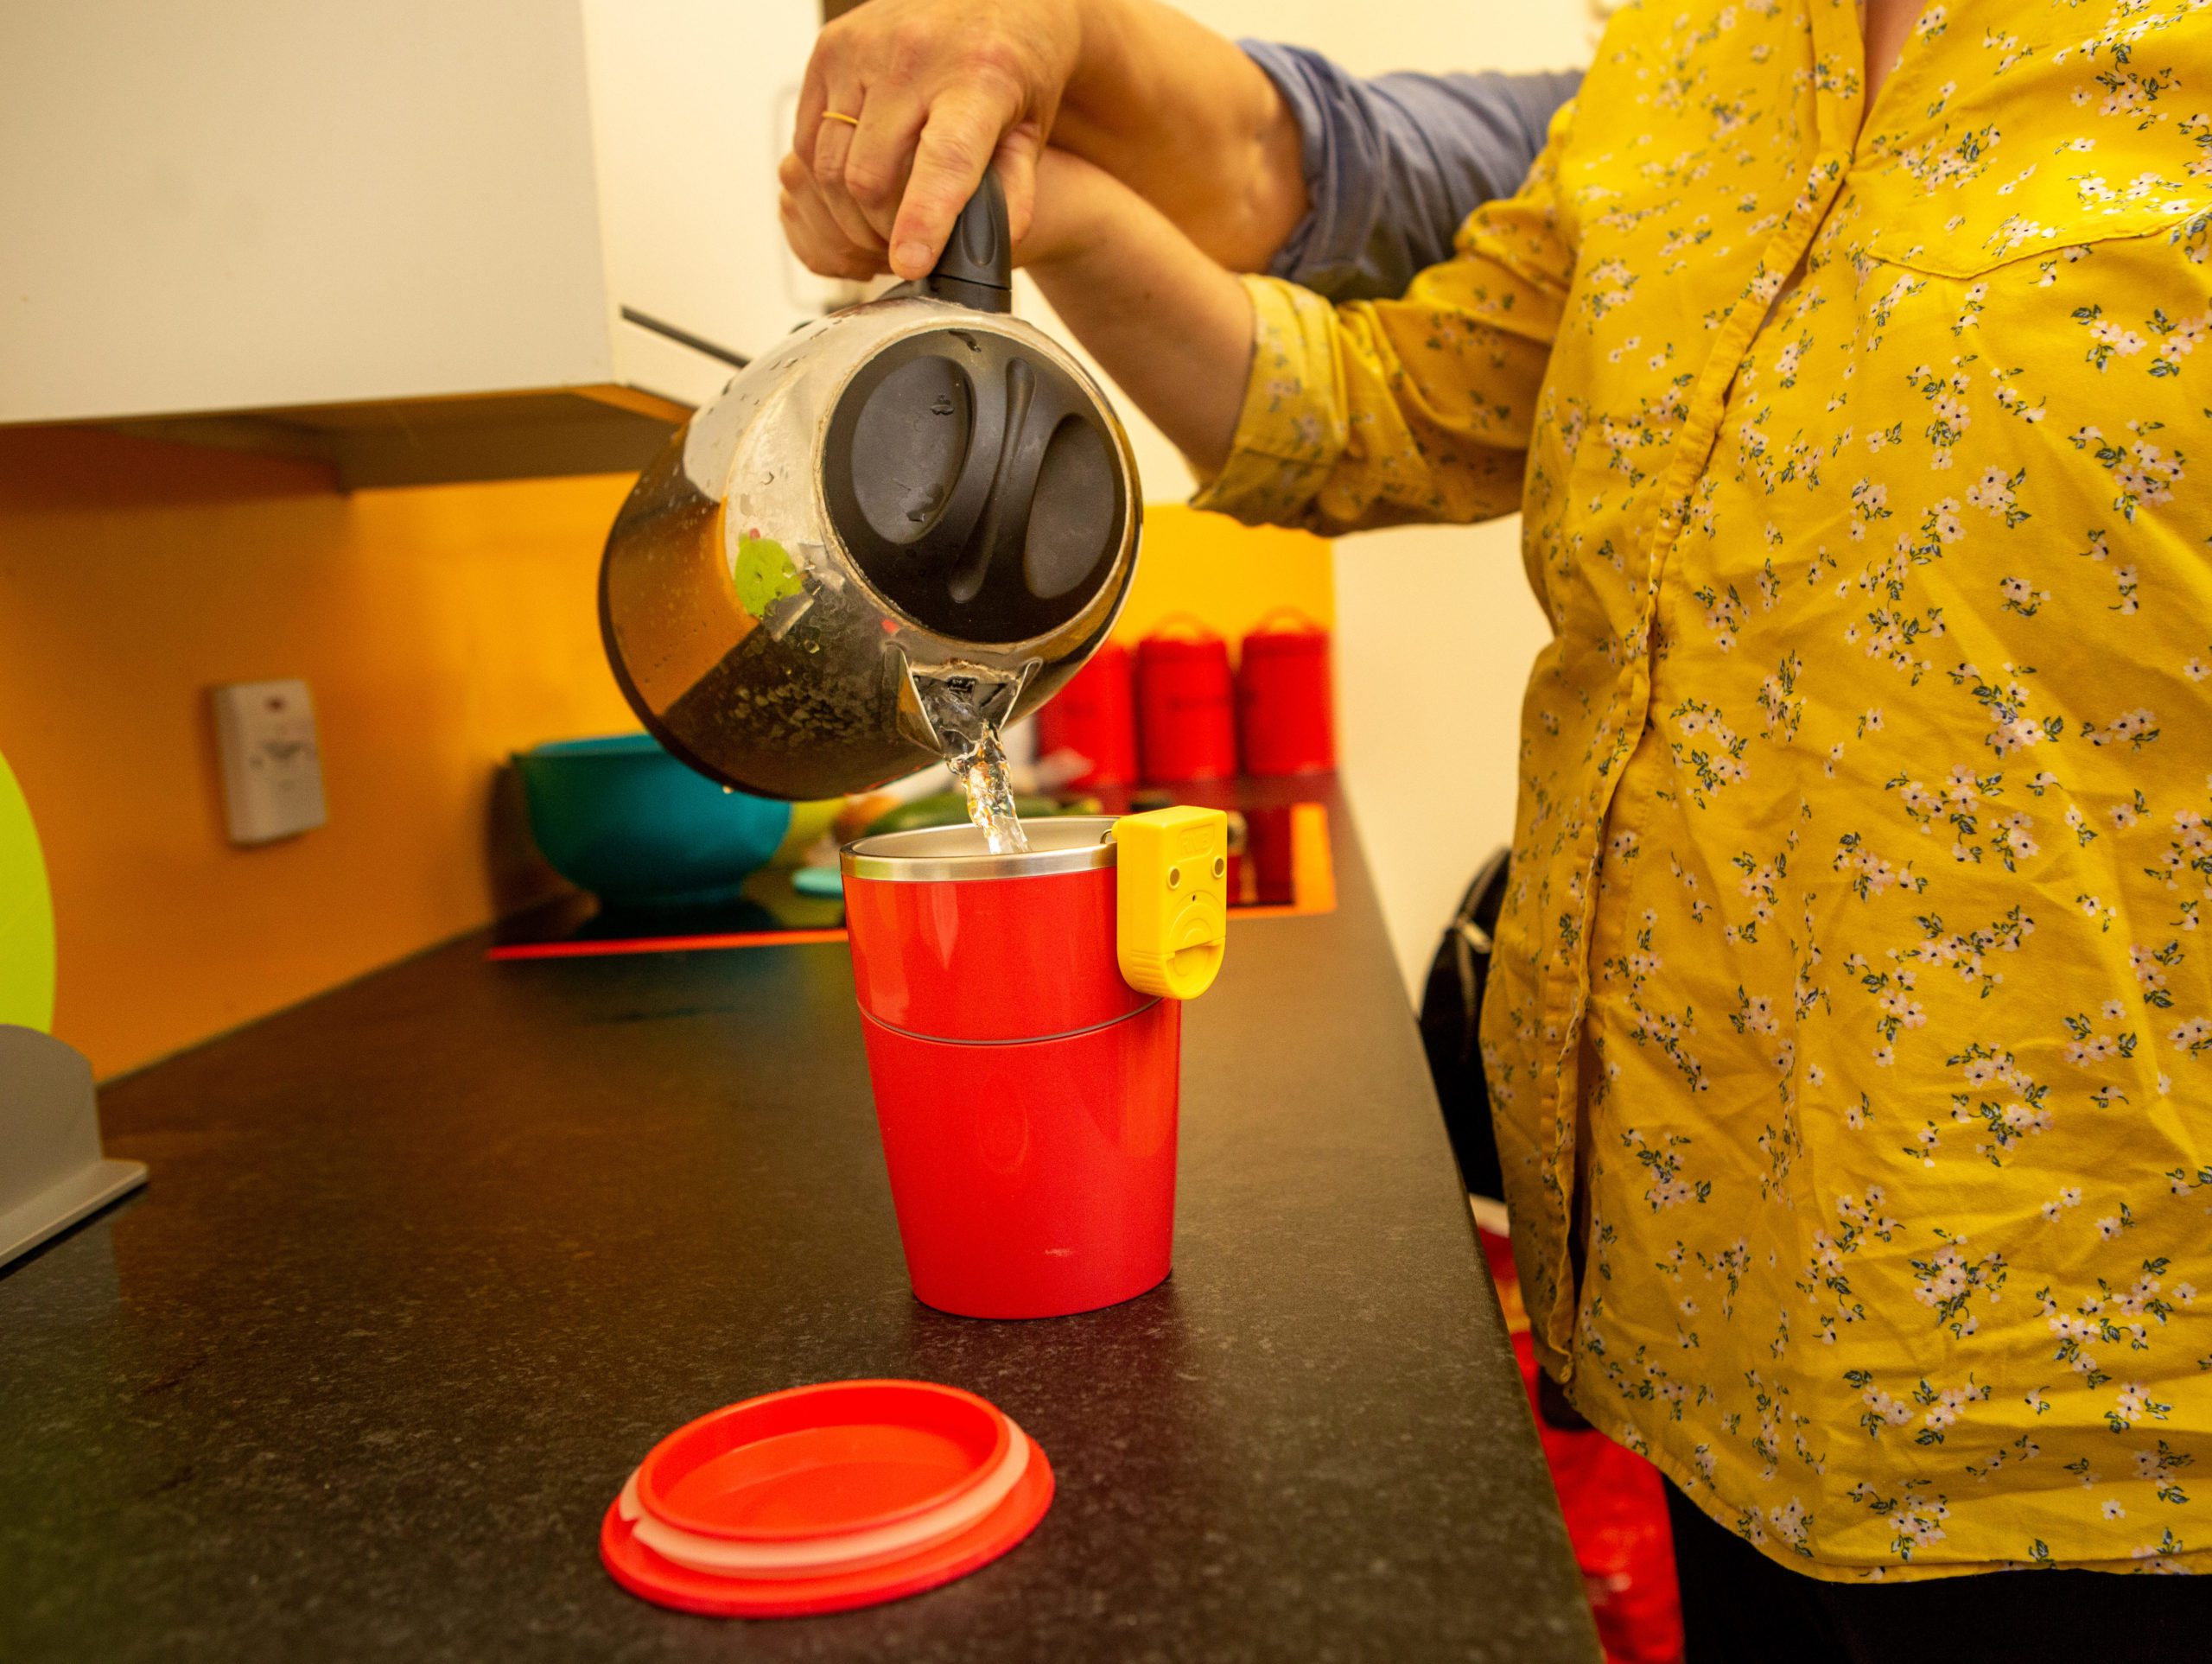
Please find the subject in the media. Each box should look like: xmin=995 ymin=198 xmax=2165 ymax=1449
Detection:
xmin=918 ymin=130 xmax=983 ymax=182
xmin=842 ymin=156 xmax=899 ymax=208
xmin=887 ymin=20 xmax=934 ymax=64
xmin=963 ymin=36 xmax=1026 ymax=87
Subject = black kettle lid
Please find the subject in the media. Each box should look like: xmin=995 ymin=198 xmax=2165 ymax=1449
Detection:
xmin=822 ymin=175 xmax=1131 ymax=645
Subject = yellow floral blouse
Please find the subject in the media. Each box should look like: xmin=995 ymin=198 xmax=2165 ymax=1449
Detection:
xmin=1198 ymin=0 xmax=2212 ymax=1580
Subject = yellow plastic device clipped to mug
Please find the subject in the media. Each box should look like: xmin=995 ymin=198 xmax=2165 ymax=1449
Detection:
xmin=1112 ymin=806 xmax=1228 ymax=1000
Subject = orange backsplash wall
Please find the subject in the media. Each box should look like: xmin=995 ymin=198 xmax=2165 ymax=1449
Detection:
xmin=0 ymin=426 xmax=1330 ymax=1081
xmin=1109 ymin=504 xmax=1333 ymax=646
xmin=0 ymin=427 xmax=639 ymax=1079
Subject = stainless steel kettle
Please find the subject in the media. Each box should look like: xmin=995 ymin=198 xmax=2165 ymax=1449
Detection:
xmin=599 ymin=176 xmax=1141 ymax=802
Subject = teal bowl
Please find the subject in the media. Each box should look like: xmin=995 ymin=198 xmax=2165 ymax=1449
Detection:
xmin=513 ymin=735 xmax=793 ymax=911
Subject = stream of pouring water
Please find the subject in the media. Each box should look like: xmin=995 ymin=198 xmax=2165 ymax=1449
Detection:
xmin=918 ymin=675 xmax=1029 ymax=854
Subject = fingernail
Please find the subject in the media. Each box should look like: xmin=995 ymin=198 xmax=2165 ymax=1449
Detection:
xmin=893 ymin=241 xmax=931 ymax=276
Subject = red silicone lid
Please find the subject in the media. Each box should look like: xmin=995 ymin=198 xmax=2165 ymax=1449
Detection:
xmin=637 ymin=1378 xmax=1012 ymax=1540
xmin=601 ymin=1379 xmax=1055 ymax=1620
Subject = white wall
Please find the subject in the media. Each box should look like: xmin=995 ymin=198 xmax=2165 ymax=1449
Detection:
xmin=0 ymin=0 xmax=614 ymax=423
xmin=1043 ymin=2 xmax=1594 ymax=997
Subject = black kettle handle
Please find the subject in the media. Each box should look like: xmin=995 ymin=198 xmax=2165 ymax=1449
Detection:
xmin=843 ymin=169 xmax=1045 ymax=582
xmin=893 ymin=170 xmax=1018 ymax=562
xmin=914 ymin=171 xmax=1013 ymax=314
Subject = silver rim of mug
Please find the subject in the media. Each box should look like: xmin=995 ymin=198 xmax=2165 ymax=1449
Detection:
xmin=842 ymin=817 xmax=1121 ymax=882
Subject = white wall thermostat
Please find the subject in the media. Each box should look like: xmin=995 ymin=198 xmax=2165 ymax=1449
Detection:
xmin=210 ymin=679 xmax=327 ymax=845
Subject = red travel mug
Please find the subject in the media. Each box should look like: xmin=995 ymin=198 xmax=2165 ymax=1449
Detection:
xmin=1135 ymin=617 xmax=1236 ymax=784
xmin=841 ymin=820 xmax=1182 ymax=1318
xmin=1236 ymin=610 xmax=1336 ymax=775
xmin=1035 ymin=640 xmax=1138 ymax=788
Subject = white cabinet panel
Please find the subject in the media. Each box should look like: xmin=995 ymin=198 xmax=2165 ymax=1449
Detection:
xmin=0 ymin=1 xmax=613 ymax=426
xmin=0 ymin=0 xmax=830 ymax=483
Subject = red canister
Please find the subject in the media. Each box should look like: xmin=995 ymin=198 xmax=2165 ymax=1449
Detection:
xmin=1236 ymin=610 xmax=1336 ymax=775
xmin=1135 ymin=617 xmax=1236 ymax=784
xmin=840 ymin=820 xmax=1179 ymax=1319
xmin=1034 ymin=640 xmax=1137 ymax=788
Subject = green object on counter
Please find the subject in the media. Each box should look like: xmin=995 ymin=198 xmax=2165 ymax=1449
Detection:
xmin=772 ymin=798 xmax=844 ymax=867
xmin=513 ymin=735 xmax=793 ymax=911
xmin=791 ymin=867 xmax=845 ymax=899
xmin=0 ymin=750 xmax=55 ymax=1032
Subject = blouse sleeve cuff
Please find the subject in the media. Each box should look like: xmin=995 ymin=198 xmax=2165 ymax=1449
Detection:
xmin=1188 ymin=276 xmax=1348 ymax=528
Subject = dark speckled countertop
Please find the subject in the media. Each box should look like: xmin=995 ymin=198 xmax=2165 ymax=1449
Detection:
xmin=0 ymin=788 xmax=1599 ymax=1662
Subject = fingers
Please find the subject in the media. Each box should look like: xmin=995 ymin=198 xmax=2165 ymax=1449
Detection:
xmin=790 ymin=0 xmax=1052 ymax=280
xmin=888 ymin=87 xmax=1013 ymax=278
xmin=790 ymin=9 xmax=855 ymax=158
xmin=840 ymin=82 xmax=931 ymax=245
xmin=804 ymin=81 xmax=886 ymax=257
xmin=992 ymin=120 xmax=1046 ymax=248
xmin=779 ymin=189 xmax=887 ymax=283
xmin=791 ymin=41 xmax=829 ymax=157
xmin=779 ymin=151 xmax=888 ymax=283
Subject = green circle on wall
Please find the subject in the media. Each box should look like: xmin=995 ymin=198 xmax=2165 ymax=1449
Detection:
xmin=0 ymin=751 xmax=56 ymax=1033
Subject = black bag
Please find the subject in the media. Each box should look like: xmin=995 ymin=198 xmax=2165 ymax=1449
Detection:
xmin=1417 ymin=847 xmax=1510 ymax=1202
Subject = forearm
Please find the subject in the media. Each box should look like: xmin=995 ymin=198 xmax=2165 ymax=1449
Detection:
xmin=1149 ymin=129 xmax=1578 ymax=537
xmin=1053 ymin=0 xmax=1305 ymax=273
xmin=1020 ymin=151 xmax=1254 ymax=474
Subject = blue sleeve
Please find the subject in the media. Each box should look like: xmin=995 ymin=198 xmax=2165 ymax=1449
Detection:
xmin=1240 ymin=41 xmax=1582 ymax=302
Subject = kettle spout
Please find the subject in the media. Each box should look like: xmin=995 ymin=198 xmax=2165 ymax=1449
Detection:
xmin=892 ymin=650 xmax=1039 ymax=758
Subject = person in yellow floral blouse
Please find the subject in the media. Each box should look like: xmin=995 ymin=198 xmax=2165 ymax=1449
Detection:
xmin=783 ymin=0 xmax=2212 ymax=1654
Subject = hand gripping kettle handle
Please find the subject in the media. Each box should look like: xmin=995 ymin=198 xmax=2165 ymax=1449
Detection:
xmin=917 ymin=170 xmax=1014 ymax=314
